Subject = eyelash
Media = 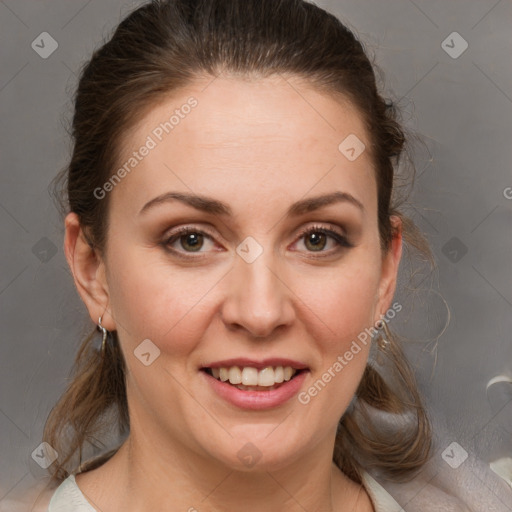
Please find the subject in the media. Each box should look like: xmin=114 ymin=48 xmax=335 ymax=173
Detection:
xmin=161 ymin=223 xmax=353 ymax=260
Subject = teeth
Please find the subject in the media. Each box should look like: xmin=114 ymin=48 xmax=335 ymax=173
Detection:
xmin=284 ymin=366 xmax=294 ymax=381
xmin=228 ymin=366 xmax=242 ymax=384
xmin=208 ymin=365 xmax=299 ymax=387
xmin=242 ymin=367 xmax=258 ymax=386
xmin=258 ymin=367 xmax=274 ymax=386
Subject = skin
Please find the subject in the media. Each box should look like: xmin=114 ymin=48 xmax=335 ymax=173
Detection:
xmin=64 ymin=73 xmax=402 ymax=512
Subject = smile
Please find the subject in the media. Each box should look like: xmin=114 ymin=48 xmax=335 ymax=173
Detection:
xmin=200 ymin=364 xmax=309 ymax=410
xmin=203 ymin=365 xmax=302 ymax=390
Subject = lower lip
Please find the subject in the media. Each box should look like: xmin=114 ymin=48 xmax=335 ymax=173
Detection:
xmin=201 ymin=370 xmax=308 ymax=410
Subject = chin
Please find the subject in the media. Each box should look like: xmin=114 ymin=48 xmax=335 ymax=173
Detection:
xmin=200 ymin=430 xmax=308 ymax=473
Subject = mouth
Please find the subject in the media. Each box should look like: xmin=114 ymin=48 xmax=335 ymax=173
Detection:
xmin=201 ymin=365 xmax=307 ymax=392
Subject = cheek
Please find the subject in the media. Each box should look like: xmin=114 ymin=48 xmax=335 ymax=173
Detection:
xmin=106 ymin=250 xmax=221 ymax=355
xmin=301 ymin=259 xmax=381 ymax=348
xmin=297 ymin=267 xmax=379 ymax=422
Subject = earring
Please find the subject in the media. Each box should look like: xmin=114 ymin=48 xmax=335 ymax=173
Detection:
xmin=375 ymin=320 xmax=390 ymax=365
xmin=97 ymin=315 xmax=110 ymax=356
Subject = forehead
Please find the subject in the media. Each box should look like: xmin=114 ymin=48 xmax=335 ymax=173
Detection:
xmin=128 ymin=74 xmax=369 ymax=150
xmin=111 ymin=74 xmax=376 ymax=219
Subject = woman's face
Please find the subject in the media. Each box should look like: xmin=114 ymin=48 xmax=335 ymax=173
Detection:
xmin=70 ymin=74 xmax=402 ymax=471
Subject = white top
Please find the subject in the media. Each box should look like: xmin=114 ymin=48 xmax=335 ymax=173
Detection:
xmin=47 ymin=471 xmax=404 ymax=511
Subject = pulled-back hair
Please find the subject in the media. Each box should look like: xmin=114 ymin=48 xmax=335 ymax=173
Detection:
xmin=46 ymin=0 xmax=435 ymax=488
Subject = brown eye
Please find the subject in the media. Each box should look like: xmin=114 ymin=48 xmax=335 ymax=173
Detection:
xmin=162 ymin=226 xmax=217 ymax=258
xmin=303 ymin=231 xmax=328 ymax=251
xmin=176 ymin=232 xmax=204 ymax=252
xmin=294 ymin=224 xmax=353 ymax=256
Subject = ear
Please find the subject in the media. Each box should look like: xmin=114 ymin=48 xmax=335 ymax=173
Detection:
xmin=63 ymin=212 xmax=116 ymax=331
xmin=374 ymin=214 xmax=403 ymax=324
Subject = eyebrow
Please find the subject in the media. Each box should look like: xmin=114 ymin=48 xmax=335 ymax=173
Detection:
xmin=138 ymin=190 xmax=365 ymax=217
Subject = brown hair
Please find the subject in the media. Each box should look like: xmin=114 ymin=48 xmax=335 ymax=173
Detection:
xmin=46 ymin=0 xmax=435 ymax=488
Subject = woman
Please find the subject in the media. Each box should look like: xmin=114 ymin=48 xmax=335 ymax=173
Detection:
xmin=35 ymin=0 xmax=464 ymax=510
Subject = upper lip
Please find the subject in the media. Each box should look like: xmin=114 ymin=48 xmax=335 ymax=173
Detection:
xmin=201 ymin=358 xmax=309 ymax=371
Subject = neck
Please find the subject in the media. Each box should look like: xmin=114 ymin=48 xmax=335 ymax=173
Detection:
xmin=98 ymin=428 xmax=363 ymax=512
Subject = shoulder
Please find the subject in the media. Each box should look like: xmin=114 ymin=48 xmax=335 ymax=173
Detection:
xmin=46 ymin=474 xmax=96 ymax=512
xmin=362 ymin=472 xmax=472 ymax=512
xmin=0 ymin=478 xmax=57 ymax=512
xmin=0 ymin=474 xmax=96 ymax=512
xmin=362 ymin=455 xmax=512 ymax=512
xmin=361 ymin=471 xmax=404 ymax=512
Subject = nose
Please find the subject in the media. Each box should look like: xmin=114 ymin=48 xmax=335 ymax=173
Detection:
xmin=220 ymin=250 xmax=295 ymax=339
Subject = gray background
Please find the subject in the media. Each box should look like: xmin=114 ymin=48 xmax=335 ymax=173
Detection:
xmin=1 ymin=0 xmax=511 ymax=508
